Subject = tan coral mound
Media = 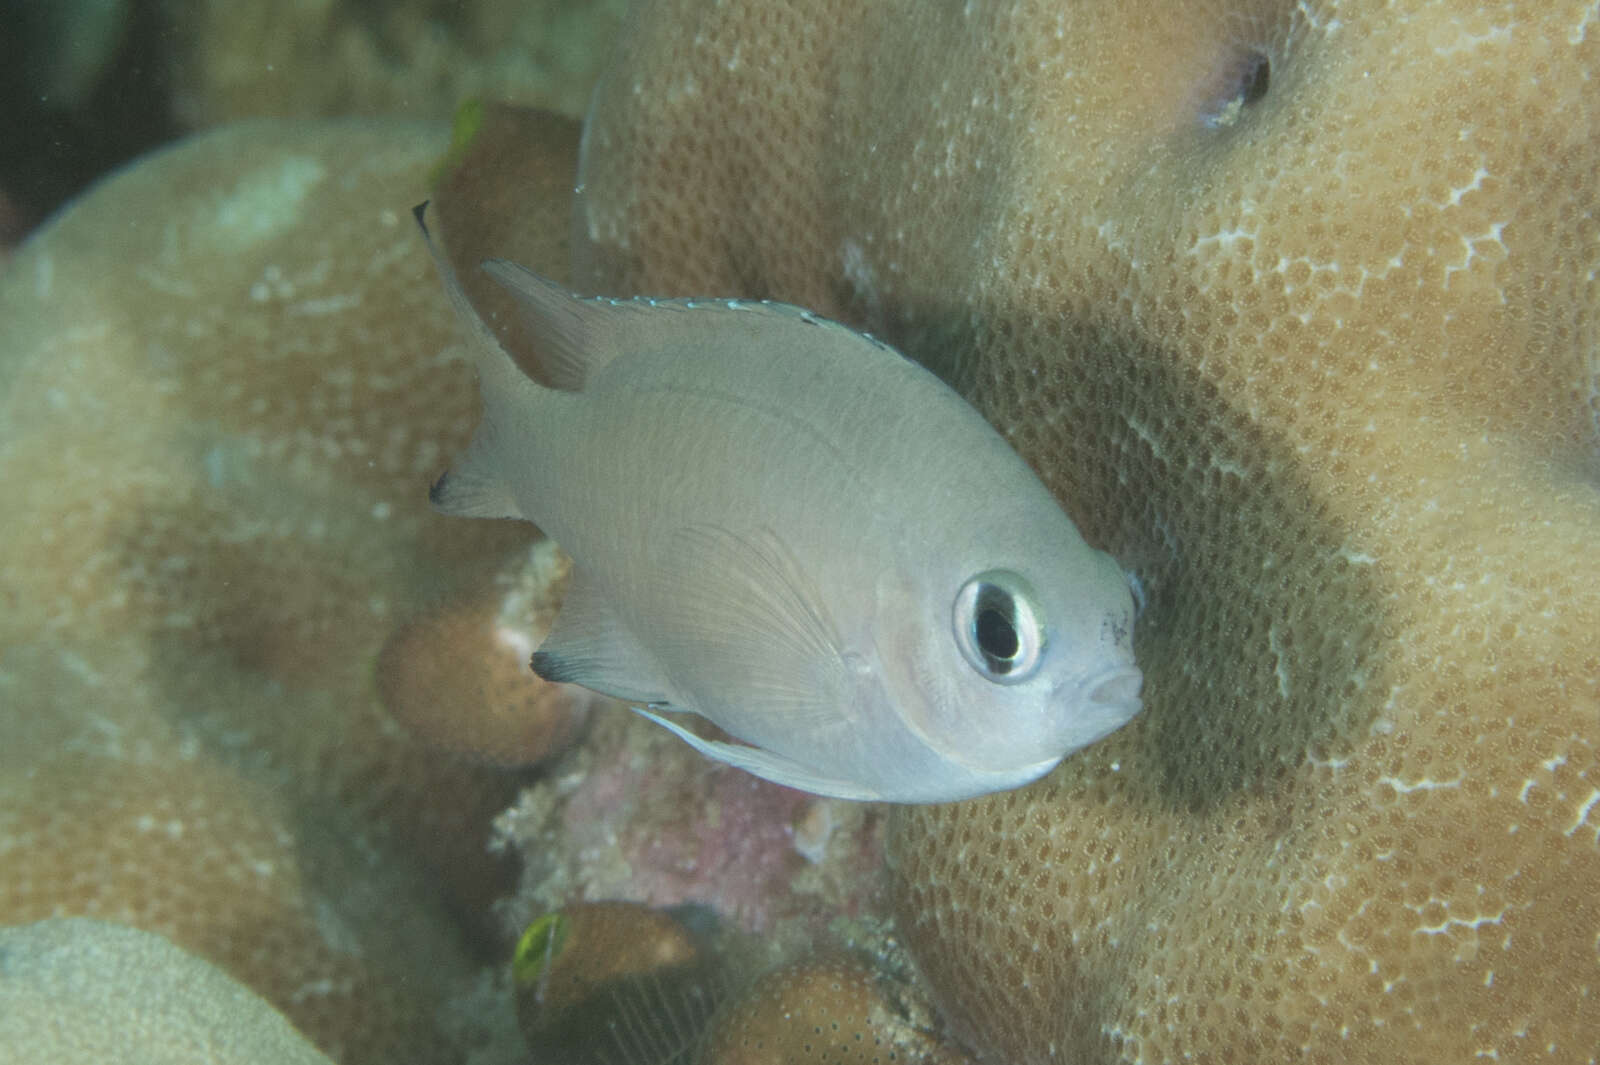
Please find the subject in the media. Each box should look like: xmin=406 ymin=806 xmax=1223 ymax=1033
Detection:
xmin=0 ymin=918 xmax=335 ymax=1065
xmin=511 ymin=901 xmax=727 ymax=1065
xmin=377 ymin=539 xmax=595 ymax=768
xmin=0 ymin=116 xmax=585 ymax=1064
xmin=575 ymin=1 xmax=1600 ymax=1061
xmin=697 ymin=955 xmax=971 ymax=1065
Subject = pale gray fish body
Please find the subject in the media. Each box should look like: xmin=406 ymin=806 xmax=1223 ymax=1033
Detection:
xmin=417 ymin=209 xmax=1141 ymax=802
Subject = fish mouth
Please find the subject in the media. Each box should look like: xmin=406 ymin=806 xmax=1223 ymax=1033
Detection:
xmin=927 ymin=666 xmax=1144 ymax=781
xmin=1085 ymin=665 xmax=1143 ymax=715
xmin=1066 ymin=665 xmax=1144 ymax=741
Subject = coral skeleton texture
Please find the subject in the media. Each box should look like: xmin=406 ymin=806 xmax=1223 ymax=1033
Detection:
xmin=574 ymin=0 xmax=1600 ymax=1060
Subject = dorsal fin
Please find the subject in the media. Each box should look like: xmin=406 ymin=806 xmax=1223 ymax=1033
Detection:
xmin=481 ymin=258 xmax=901 ymax=393
xmin=481 ymin=259 xmax=618 ymax=391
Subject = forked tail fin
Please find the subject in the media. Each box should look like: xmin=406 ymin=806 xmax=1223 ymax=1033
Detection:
xmin=414 ymin=201 xmax=536 ymax=521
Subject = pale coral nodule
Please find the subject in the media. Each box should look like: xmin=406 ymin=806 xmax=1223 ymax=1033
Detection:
xmin=0 ymin=918 xmax=337 ymax=1065
xmin=0 ymin=754 xmax=457 ymax=1065
xmin=575 ymin=0 xmax=1600 ymax=1060
xmin=377 ymin=539 xmax=595 ymax=768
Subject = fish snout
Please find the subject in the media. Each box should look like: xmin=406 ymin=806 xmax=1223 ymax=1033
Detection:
xmin=1087 ymin=665 xmax=1142 ymax=714
xmin=1062 ymin=664 xmax=1144 ymax=747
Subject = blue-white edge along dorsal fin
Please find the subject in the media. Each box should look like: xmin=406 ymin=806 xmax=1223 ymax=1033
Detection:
xmin=481 ymin=262 xmax=901 ymax=393
xmin=530 ymin=566 xmax=671 ymax=705
xmin=652 ymin=524 xmax=855 ymax=736
xmin=634 ymin=708 xmax=884 ymax=801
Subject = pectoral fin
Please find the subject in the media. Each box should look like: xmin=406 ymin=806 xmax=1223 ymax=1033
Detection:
xmin=653 ymin=524 xmax=853 ymax=733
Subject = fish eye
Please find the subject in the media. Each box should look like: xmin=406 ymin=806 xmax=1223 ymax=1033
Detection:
xmin=953 ymin=570 xmax=1045 ymax=684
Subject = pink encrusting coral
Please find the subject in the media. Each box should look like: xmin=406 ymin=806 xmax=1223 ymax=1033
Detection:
xmin=492 ymin=707 xmax=891 ymax=947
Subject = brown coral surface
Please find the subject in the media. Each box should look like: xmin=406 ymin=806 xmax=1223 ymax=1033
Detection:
xmin=376 ymin=539 xmax=595 ymax=768
xmin=575 ymin=1 xmax=1600 ymax=1061
xmin=696 ymin=954 xmax=971 ymax=1065
xmin=0 ymin=752 xmax=460 ymax=1065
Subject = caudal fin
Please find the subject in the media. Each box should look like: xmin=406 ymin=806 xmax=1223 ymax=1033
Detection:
xmin=412 ymin=201 xmax=515 ymax=364
xmin=414 ymin=202 xmax=538 ymax=521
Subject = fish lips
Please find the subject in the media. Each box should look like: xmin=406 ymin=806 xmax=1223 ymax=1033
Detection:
xmin=1063 ymin=664 xmax=1145 ymax=747
xmin=921 ymin=664 xmax=1142 ymax=790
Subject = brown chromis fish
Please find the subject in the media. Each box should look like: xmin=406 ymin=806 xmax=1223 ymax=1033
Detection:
xmin=415 ymin=204 xmax=1141 ymax=803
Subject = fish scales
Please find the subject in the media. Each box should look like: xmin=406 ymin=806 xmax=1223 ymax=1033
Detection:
xmin=417 ymin=205 xmax=1142 ymax=802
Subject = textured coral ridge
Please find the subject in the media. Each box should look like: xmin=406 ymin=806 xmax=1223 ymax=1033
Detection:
xmin=576 ymin=1 xmax=1600 ymax=1061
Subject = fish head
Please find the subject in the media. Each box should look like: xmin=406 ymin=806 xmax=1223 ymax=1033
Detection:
xmin=873 ymin=529 xmax=1143 ymax=791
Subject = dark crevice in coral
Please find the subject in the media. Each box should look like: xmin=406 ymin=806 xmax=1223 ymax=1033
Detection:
xmin=1239 ymin=51 xmax=1271 ymax=108
xmin=1201 ymin=47 xmax=1273 ymax=130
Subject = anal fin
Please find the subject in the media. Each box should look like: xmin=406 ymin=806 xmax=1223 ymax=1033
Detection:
xmin=635 ymin=709 xmax=883 ymax=801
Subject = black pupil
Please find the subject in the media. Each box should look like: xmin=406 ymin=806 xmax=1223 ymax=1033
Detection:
xmin=975 ymin=603 xmax=1020 ymax=662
